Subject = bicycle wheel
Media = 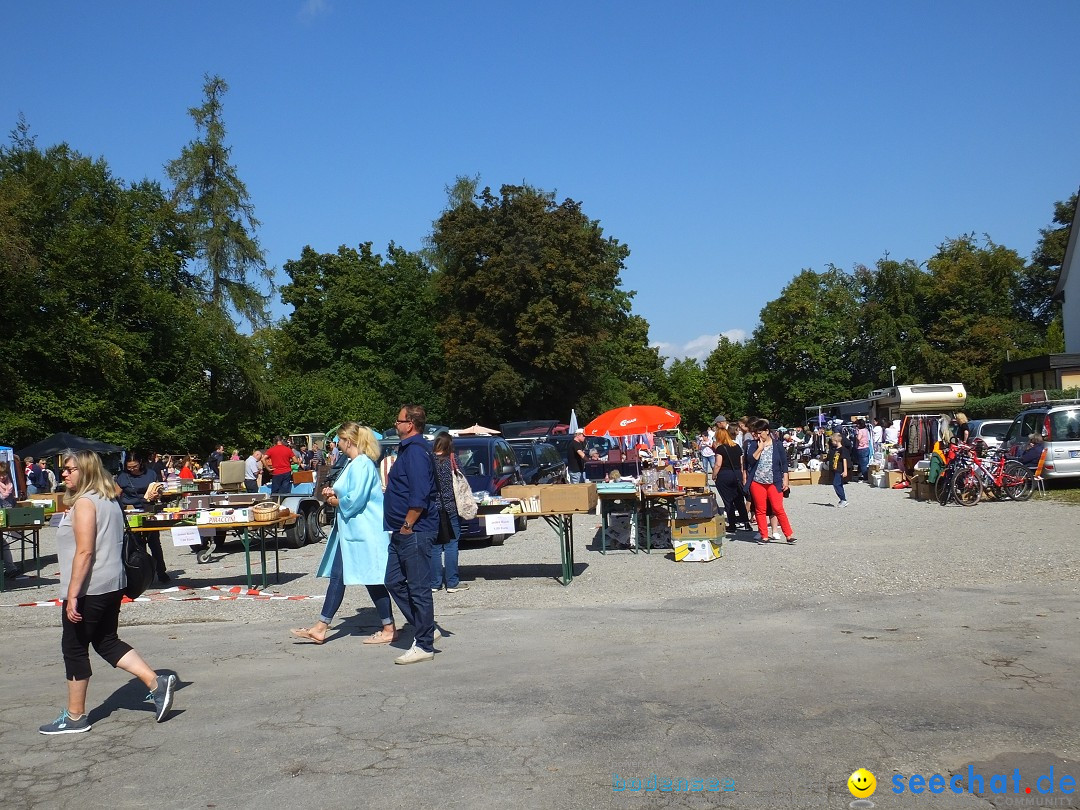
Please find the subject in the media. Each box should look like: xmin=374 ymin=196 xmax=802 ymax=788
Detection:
xmin=951 ymin=469 xmax=983 ymax=506
xmin=934 ymin=471 xmax=951 ymax=505
xmin=1001 ymin=461 xmax=1033 ymax=501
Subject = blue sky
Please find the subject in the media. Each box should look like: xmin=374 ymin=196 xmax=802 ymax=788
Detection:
xmin=5 ymin=2 xmax=1079 ymax=362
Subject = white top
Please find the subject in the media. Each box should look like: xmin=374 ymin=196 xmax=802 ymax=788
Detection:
xmin=244 ymin=454 xmax=260 ymax=480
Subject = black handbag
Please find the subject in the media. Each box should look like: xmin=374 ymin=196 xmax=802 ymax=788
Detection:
xmin=118 ymin=505 xmax=155 ymax=599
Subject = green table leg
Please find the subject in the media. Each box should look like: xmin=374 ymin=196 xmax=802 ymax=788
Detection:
xmin=241 ymin=528 xmax=253 ymax=590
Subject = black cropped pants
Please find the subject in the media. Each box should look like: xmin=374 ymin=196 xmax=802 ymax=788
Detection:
xmin=61 ymin=590 xmax=133 ymax=681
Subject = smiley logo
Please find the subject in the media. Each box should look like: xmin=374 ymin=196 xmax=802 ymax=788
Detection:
xmin=847 ymin=768 xmax=876 ymax=798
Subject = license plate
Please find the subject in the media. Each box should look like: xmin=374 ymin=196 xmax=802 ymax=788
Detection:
xmin=1071 ymin=450 xmax=1080 ymax=458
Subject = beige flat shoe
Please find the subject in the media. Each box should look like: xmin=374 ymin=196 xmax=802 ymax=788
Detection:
xmin=290 ymin=628 xmax=325 ymax=644
xmin=362 ymin=629 xmax=398 ymax=645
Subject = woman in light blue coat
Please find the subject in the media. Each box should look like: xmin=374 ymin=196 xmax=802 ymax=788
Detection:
xmin=290 ymin=423 xmax=397 ymax=645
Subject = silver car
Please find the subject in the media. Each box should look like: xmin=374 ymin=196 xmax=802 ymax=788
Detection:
xmin=966 ymin=418 xmax=1012 ymax=449
xmin=1003 ymin=403 xmax=1080 ymax=479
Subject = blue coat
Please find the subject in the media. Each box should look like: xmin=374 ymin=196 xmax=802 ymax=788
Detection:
xmin=316 ymin=454 xmax=389 ymax=585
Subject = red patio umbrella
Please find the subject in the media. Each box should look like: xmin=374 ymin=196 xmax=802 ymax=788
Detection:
xmin=582 ymin=405 xmax=681 ymax=437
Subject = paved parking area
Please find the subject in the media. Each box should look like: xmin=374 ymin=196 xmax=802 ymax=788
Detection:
xmin=1 ymin=485 xmax=1078 ymax=809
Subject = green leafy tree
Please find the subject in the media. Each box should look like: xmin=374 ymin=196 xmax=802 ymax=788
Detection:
xmin=921 ymin=235 xmax=1041 ymax=395
xmin=1023 ymin=191 xmax=1076 ymax=347
xmin=701 ymin=336 xmax=752 ymax=423
xmin=747 ymin=267 xmax=861 ymax=423
xmin=429 ymin=183 xmax=633 ymax=424
xmin=663 ymin=358 xmax=709 ymax=428
xmin=165 ymin=74 xmax=271 ymax=329
xmin=272 ymin=242 xmax=444 ymax=430
xmin=851 ymin=257 xmax=930 ymax=389
xmin=0 ymin=133 xmax=223 ymax=449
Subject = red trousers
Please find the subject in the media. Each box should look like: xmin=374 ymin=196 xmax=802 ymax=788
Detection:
xmin=749 ymin=481 xmax=793 ymax=538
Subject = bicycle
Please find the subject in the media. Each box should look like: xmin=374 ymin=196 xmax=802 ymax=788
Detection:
xmin=943 ymin=444 xmax=1033 ymax=507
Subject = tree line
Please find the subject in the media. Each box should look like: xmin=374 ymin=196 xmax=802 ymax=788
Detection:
xmin=0 ymin=76 xmax=1071 ymax=451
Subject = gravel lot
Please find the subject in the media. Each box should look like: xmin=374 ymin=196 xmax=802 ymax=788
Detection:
xmin=2 ymin=482 xmax=1078 ymax=809
xmin=4 ymin=482 xmax=1077 ymax=625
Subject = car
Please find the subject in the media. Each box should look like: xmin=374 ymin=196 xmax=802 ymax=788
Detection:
xmin=1002 ymin=401 xmax=1080 ymax=479
xmin=506 ymin=438 xmax=568 ymax=485
xmin=965 ymin=419 xmax=1012 ymax=449
xmin=451 ymin=436 xmax=527 ymax=544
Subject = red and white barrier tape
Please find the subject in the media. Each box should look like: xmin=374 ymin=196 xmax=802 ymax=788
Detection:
xmin=3 ymin=584 xmax=318 ymax=607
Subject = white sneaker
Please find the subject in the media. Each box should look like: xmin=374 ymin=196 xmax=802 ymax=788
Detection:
xmin=433 ymin=628 xmax=443 ymax=642
xmin=838 ymin=500 xmax=849 ymax=508
xmin=394 ymin=643 xmax=434 ymax=665
xmin=772 ymin=529 xmax=783 ymax=541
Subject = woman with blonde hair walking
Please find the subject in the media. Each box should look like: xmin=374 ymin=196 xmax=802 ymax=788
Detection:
xmin=291 ymin=423 xmax=397 ymax=645
xmin=40 ymin=450 xmax=175 ymax=734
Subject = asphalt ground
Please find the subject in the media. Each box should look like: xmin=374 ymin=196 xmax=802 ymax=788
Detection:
xmin=1 ymin=482 xmax=1078 ymax=810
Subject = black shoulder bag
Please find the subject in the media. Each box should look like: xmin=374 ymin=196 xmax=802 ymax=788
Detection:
xmin=118 ymin=503 xmax=155 ymax=599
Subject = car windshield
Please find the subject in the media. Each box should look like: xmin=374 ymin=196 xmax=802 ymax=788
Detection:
xmin=981 ymin=423 xmax=1010 ymax=440
xmin=455 ymin=445 xmax=491 ymax=477
xmin=514 ymin=446 xmax=536 ymax=466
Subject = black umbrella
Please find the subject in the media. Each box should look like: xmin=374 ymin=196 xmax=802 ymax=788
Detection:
xmin=18 ymin=432 xmax=123 ymax=459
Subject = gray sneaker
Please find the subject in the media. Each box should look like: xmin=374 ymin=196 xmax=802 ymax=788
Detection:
xmin=395 ymin=643 xmax=434 ymax=665
xmin=446 ymin=582 xmax=469 ymax=593
xmin=39 ymin=710 xmax=92 ymax=735
xmin=433 ymin=627 xmax=443 ymax=642
xmin=148 ymin=674 xmax=176 ymax=722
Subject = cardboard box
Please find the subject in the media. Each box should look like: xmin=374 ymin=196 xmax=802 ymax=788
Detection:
xmin=788 ymin=470 xmax=812 ymax=487
xmin=677 ymin=472 xmax=707 ymax=489
xmin=4 ymin=506 xmax=46 ymax=527
xmin=671 ymin=515 xmax=726 ymax=540
xmin=816 ymin=467 xmax=833 ymax=485
xmin=503 ymin=483 xmax=598 ymax=514
xmin=674 ymin=538 xmax=723 ymax=562
xmin=674 ymin=494 xmax=718 ymax=520
xmin=885 ymin=470 xmax=904 ymax=488
xmin=292 ymin=469 xmax=315 ymax=484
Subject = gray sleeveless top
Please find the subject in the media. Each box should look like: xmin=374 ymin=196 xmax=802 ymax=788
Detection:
xmin=57 ymin=492 xmax=127 ymax=596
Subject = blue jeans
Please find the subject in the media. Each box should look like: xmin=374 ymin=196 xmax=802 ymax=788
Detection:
xmin=568 ymin=471 xmax=584 ymax=484
xmin=319 ymin=543 xmax=394 ymax=627
xmin=701 ymin=455 xmax=715 ymax=475
xmin=856 ymin=448 xmax=870 ymax=481
xmin=271 ymin=472 xmax=292 ymax=494
xmin=833 ymin=471 xmax=847 ymax=503
xmin=430 ymin=513 xmax=462 ymax=589
xmin=385 ymin=530 xmax=436 ymax=653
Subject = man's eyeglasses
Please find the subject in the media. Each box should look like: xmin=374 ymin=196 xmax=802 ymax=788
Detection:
xmin=394 ymin=419 xmax=412 ymax=425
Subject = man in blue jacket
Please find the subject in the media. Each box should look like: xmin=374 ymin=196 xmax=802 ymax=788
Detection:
xmin=383 ymin=404 xmax=439 ymax=665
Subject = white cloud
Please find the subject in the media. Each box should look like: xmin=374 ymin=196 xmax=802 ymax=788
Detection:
xmin=652 ymin=330 xmax=748 ymax=365
xmin=299 ymin=0 xmax=330 ymax=19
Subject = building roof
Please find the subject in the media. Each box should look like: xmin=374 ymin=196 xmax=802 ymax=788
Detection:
xmin=1000 ymin=353 xmax=1080 ymax=374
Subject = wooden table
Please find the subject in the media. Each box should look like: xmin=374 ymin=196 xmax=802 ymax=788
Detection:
xmin=134 ymin=517 xmax=287 ymax=589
